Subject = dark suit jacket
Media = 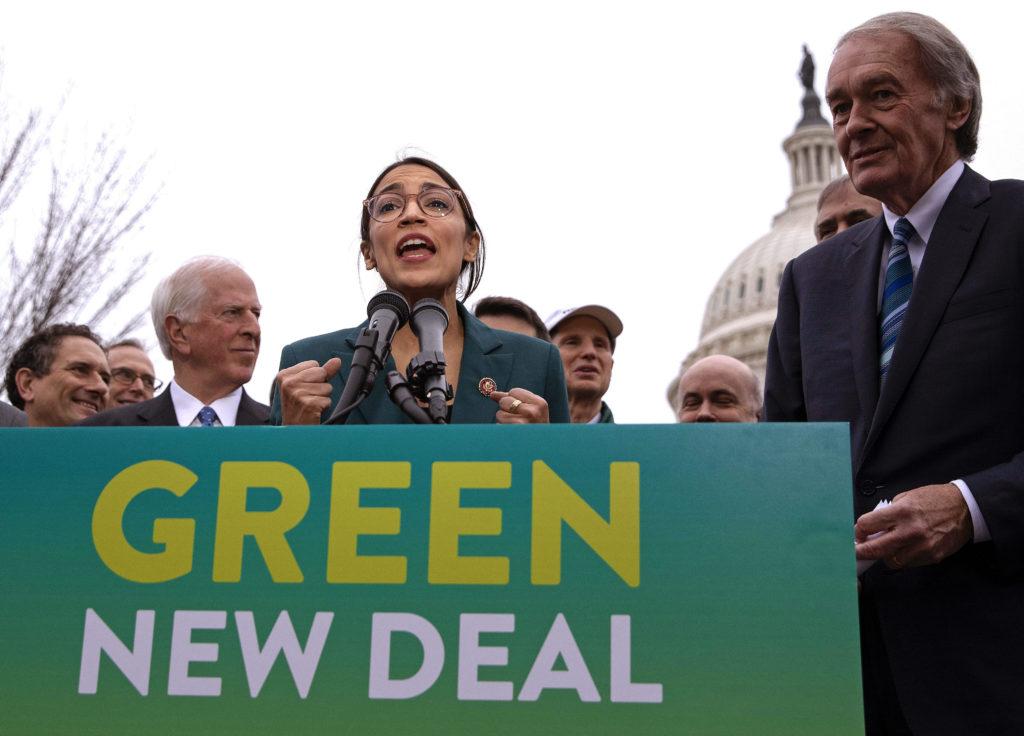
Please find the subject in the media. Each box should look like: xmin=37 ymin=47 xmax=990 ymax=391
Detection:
xmin=764 ymin=167 xmax=1024 ymax=733
xmin=75 ymin=388 xmax=270 ymax=426
xmin=271 ymin=303 xmax=570 ymax=424
xmin=0 ymin=401 xmax=28 ymax=427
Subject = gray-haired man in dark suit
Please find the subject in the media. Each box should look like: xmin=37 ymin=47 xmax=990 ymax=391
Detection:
xmin=765 ymin=12 xmax=1024 ymax=734
xmin=78 ymin=256 xmax=269 ymax=427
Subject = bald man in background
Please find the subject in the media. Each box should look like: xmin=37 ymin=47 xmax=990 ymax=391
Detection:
xmin=675 ymin=355 xmax=761 ymax=423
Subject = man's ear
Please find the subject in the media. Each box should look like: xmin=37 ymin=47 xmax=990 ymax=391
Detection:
xmin=360 ymin=241 xmax=377 ymax=270
xmin=165 ymin=315 xmax=190 ymax=357
xmin=14 ymin=367 xmax=37 ymax=404
xmin=462 ymin=231 xmax=481 ymax=263
xmin=946 ymin=96 xmax=971 ymax=132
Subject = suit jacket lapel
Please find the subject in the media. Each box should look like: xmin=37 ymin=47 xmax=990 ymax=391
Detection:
xmin=845 ymin=217 xmax=887 ymax=459
xmin=451 ymin=305 xmax=514 ymax=424
xmin=863 ymin=167 xmax=991 ymax=458
xmin=237 ymin=390 xmax=271 ymax=425
xmin=140 ymin=389 xmax=178 ymax=425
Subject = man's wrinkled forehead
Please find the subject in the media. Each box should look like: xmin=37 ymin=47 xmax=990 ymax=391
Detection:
xmin=827 ymin=31 xmax=923 ymax=97
xmin=553 ymin=315 xmax=613 ymax=344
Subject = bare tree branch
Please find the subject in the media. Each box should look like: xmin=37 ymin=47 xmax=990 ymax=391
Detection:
xmin=0 ymin=66 xmax=158 ymax=386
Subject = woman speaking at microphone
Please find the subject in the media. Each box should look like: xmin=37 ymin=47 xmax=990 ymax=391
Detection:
xmin=271 ymin=157 xmax=569 ymax=425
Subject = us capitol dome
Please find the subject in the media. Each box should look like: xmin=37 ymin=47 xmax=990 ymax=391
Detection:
xmin=667 ymin=47 xmax=844 ymax=411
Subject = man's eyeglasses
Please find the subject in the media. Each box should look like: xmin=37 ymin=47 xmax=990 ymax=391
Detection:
xmin=364 ymin=187 xmax=462 ymax=223
xmin=110 ymin=367 xmax=162 ymax=391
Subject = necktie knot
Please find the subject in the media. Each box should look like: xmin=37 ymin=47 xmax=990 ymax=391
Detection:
xmin=892 ymin=217 xmax=915 ymax=247
xmin=197 ymin=406 xmax=218 ymax=427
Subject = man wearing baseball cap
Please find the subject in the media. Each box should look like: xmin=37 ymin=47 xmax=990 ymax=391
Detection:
xmin=545 ymin=305 xmax=622 ymax=424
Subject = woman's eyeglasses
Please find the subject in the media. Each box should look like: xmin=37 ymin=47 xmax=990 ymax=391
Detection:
xmin=364 ymin=187 xmax=462 ymax=223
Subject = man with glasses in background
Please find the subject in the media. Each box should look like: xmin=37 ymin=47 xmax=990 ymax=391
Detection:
xmin=105 ymin=338 xmax=162 ymax=406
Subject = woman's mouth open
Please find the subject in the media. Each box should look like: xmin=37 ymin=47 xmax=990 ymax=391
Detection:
xmin=398 ymin=235 xmax=436 ymax=261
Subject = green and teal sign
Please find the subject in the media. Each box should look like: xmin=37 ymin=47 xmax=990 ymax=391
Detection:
xmin=1 ymin=424 xmax=862 ymax=734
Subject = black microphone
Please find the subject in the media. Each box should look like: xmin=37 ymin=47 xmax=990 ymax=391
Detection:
xmin=406 ymin=299 xmax=452 ymax=423
xmin=366 ymin=290 xmax=411 ymax=369
xmin=325 ymin=290 xmax=410 ymax=424
xmin=410 ymin=299 xmax=447 ymax=354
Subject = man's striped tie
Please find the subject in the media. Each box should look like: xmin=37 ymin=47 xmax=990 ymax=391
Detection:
xmin=879 ymin=217 xmax=915 ymax=380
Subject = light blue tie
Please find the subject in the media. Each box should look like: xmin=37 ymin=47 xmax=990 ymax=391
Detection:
xmin=879 ymin=217 xmax=915 ymax=380
xmin=197 ymin=406 xmax=218 ymax=426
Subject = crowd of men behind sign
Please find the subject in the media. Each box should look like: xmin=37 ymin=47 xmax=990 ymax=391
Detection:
xmin=0 ymin=173 xmax=875 ymax=429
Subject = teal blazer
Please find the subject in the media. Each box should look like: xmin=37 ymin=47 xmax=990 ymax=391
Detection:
xmin=271 ymin=303 xmax=570 ymax=424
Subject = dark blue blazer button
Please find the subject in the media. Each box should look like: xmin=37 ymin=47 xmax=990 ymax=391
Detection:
xmin=858 ymin=479 xmax=877 ymax=496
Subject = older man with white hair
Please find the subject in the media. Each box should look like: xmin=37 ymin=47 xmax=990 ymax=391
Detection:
xmin=765 ymin=12 xmax=1024 ymax=733
xmin=78 ymin=256 xmax=268 ymax=426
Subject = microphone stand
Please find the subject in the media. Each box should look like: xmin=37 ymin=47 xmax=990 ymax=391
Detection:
xmin=405 ymin=351 xmax=452 ymax=424
xmin=370 ymin=296 xmax=452 ymax=425
xmin=323 ymin=290 xmax=411 ymax=425
xmin=384 ymin=371 xmax=432 ymax=424
xmin=323 ymin=328 xmax=379 ymax=425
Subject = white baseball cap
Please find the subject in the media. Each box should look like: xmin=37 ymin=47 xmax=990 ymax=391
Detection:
xmin=545 ymin=305 xmax=623 ymax=349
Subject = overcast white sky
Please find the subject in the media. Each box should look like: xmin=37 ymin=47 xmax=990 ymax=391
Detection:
xmin=3 ymin=1 xmax=1022 ymax=422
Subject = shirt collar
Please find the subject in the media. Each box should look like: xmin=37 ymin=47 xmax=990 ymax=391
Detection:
xmin=882 ymin=159 xmax=965 ymax=244
xmin=169 ymin=380 xmax=244 ymax=426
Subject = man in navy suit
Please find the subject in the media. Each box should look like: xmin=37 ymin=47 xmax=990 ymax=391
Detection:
xmin=78 ymin=256 xmax=269 ymax=426
xmin=764 ymin=12 xmax=1024 ymax=734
